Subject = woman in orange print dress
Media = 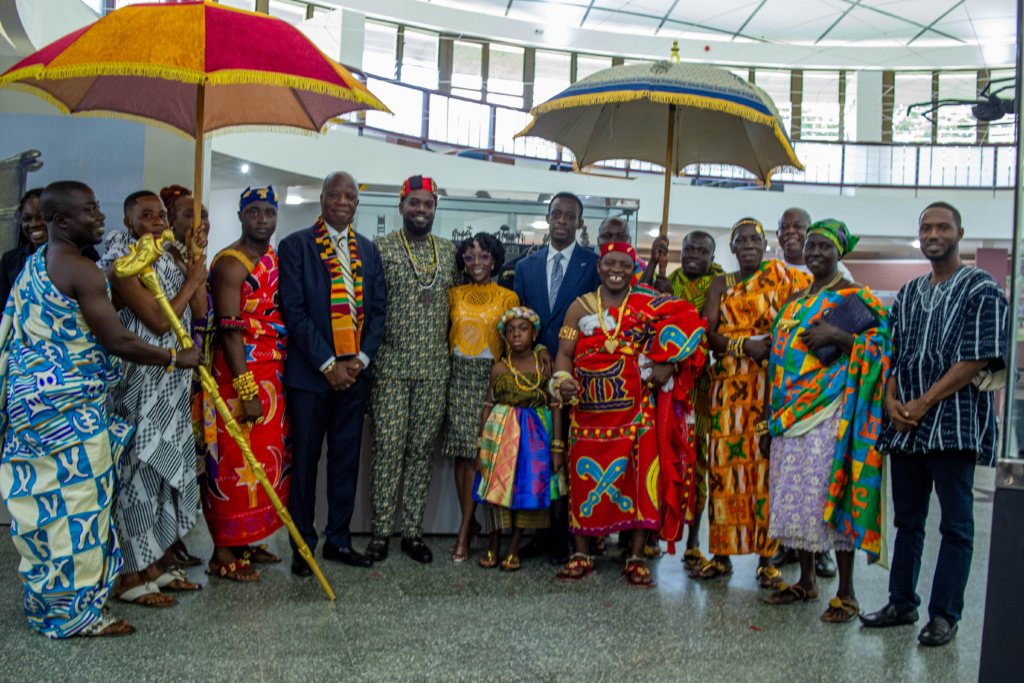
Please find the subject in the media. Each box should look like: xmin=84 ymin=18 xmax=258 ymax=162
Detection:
xmin=200 ymin=186 xmax=290 ymax=582
xmin=691 ymin=218 xmax=810 ymax=587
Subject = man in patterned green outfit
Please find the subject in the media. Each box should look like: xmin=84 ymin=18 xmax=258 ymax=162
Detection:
xmin=366 ymin=176 xmax=458 ymax=564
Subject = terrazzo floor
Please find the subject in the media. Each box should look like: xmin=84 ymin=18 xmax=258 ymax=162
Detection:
xmin=0 ymin=467 xmax=996 ymax=683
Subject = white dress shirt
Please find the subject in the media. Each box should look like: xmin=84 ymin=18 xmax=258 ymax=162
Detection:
xmin=546 ymin=241 xmax=577 ymax=293
xmin=318 ymin=222 xmax=371 ymax=372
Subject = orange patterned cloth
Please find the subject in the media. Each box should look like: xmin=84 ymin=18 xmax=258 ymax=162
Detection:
xmin=707 ymin=260 xmax=810 ymax=557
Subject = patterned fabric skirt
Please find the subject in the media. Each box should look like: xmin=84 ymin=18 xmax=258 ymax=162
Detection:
xmin=768 ymin=412 xmax=854 ymax=553
xmin=483 ymin=506 xmax=550 ymax=532
xmin=442 ymin=355 xmax=492 ymax=459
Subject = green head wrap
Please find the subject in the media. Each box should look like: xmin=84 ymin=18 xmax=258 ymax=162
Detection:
xmin=807 ymin=219 xmax=859 ymax=258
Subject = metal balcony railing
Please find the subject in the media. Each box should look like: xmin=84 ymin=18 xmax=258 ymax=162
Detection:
xmin=339 ymin=75 xmax=1017 ymax=190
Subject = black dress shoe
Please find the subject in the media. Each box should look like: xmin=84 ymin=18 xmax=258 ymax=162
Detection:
xmin=323 ymin=544 xmax=373 ymax=568
xmin=365 ymin=536 xmax=389 ymax=562
xmin=401 ymin=536 xmax=433 ymax=564
xmin=860 ymin=603 xmax=919 ymax=628
xmin=548 ymin=542 xmax=573 ymax=566
xmin=291 ymin=554 xmax=313 ymax=577
xmin=918 ymin=617 xmax=958 ymax=647
xmin=519 ymin=538 xmax=549 ymax=559
xmin=770 ymin=545 xmax=799 ymax=567
xmin=815 ymin=551 xmax=837 ymax=578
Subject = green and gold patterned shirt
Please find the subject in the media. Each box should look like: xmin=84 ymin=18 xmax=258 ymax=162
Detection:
xmin=374 ymin=229 xmax=459 ymax=380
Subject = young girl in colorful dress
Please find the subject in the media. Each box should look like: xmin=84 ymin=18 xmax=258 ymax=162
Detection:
xmin=474 ymin=307 xmax=564 ymax=571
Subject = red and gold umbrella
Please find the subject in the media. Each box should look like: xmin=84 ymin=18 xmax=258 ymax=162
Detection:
xmin=0 ymin=0 xmax=389 ymax=255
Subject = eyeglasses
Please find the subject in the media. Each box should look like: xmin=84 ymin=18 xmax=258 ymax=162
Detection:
xmin=463 ymin=253 xmax=492 ymax=264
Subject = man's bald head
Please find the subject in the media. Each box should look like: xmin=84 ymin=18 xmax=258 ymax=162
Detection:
xmin=320 ymin=172 xmax=360 ymax=229
xmin=778 ymin=207 xmax=811 ymax=263
xmin=597 ymin=217 xmax=630 ymax=246
xmin=40 ymin=181 xmax=93 ymax=222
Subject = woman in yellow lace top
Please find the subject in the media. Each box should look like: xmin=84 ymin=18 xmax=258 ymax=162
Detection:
xmin=444 ymin=233 xmax=519 ymax=563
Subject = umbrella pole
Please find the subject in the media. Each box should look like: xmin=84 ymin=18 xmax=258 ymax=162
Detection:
xmin=190 ymin=83 xmax=207 ymax=264
xmin=659 ymin=104 xmax=676 ymax=276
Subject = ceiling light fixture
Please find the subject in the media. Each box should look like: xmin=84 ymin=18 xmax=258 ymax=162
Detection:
xmin=240 ymin=163 xmax=250 ymax=174
xmin=531 ymin=220 xmax=549 ymax=230
xmin=912 ymin=239 xmax=921 ymax=248
xmin=285 ymin=195 xmax=303 ymax=205
xmin=648 ymin=228 xmax=660 ymax=237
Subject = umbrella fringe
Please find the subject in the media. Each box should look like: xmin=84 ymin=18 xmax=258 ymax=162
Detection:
xmin=0 ymin=65 xmax=391 ymax=115
xmin=516 ymin=89 xmax=804 ymax=172
xmin=0 ymin=82 xmax=71 ymax=115
xmin=69 ymin=110 xmax=330 ymax=141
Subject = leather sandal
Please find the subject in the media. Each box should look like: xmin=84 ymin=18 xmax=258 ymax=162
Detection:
xmin=478 ymin=551 xmax=498 ymax=569
xmin=154 ymin=569 xmax=202 ymax=592
xmin=116 ymin=581 xmax=176 ymax=608
xmin=689 ymin=559 xmax=732 ymax=580
xmin=624 ymin=557 xmax=656 ymax=588
xmin=765 ymin=582 xmax=819 ymax=605
xmin=500 ymin=554 xmax=521 ymax=572
xmin=682 ymin=548 xmax=705 ymax=571
xmin=821 ymin=597 xmax=860 ymax=623
xmin=757 ymin=565 xmax=783 ymax=589
xmin=206 ymin=558 xmax=259 ymax=582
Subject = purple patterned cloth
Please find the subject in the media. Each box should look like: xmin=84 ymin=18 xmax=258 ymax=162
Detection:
xmin=768 ymin=411 xmax=854 ymax=553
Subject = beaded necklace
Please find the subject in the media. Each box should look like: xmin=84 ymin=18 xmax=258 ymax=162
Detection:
xmin=505 ymin=348 xmax=543 ymax=392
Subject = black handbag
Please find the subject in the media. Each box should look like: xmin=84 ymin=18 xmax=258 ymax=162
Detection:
xmin=813 ymin=294 xmax=878 ymax=365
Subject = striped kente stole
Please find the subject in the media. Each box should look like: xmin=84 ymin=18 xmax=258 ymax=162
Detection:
xmin=314 ymin=215 xmax=363 ymax=356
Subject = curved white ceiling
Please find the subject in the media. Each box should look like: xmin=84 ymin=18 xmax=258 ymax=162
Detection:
xmin=329 ymin=0 xmax=1017 ymax=69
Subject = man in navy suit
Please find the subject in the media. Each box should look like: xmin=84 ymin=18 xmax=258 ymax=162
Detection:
xmin=513 ymin=192 xmax=600 ymax=563
xmin=279 ymin=172 xmax=386 ymax=575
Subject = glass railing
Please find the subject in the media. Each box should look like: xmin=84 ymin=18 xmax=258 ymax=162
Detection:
xmin=345 ymin=75 xmax=1017 ymax=190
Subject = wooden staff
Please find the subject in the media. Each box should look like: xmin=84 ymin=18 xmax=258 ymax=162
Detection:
xmin=114 ymin=230 xmax=336 ymax=601
xmin=187 ymin=83 xmax=207 ymax=265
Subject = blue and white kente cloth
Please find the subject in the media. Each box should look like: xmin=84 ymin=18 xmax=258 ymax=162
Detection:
xmin=0 ymin=247 xmax=133 ymax=638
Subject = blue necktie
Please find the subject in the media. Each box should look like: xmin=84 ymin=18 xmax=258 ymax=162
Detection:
xmin=549 ymin=252 xmax=564 ymax=311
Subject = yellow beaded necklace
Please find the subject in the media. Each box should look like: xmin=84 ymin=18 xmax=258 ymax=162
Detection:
xmin=505 ymin=348 xmax=543 ymax=392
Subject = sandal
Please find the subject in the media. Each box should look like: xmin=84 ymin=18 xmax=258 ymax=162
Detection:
xmin=765 ymin=582 xmax=819 ymax=605
xmin=206 ymin=558 xmax=260 ymax=582
xmin=478 ymin=551 xmax=498 ymax=569
xmin=451 ymin=544 xmax=469 ymax=564
xmin=644 ymin=542 xmax=663 ymax=559
xmin=78 ymin=612 xmax=136 ymax=637
xmin=556 ymin=553 xmax=593 ymax=582
xmin=689 ymin=559 xmax=732 ymax=580
xmin=756 ymin=565 xmax=783 ymax=589
xmin=172 ymin=547 xmax=204 ymax=568
xmin=682 ymin=548 xmax=705 ymax=572
xmin=154 ymin=569 xmax=202 ymax=592
xmin=821 ymin=597 xmax=860 ymax=623
xmin=116 ymin=581 xmax=176 ymax=608
xmin=624 ymin=557 xmax=657 ymax=588
xmin=500 ymin=554 xmax=521 ymax=572
xmin=241 ymin=544 xmax=280 ymax=564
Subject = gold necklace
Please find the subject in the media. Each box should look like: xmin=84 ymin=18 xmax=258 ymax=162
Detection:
xmin=596 ymin=285 xmax=631 ymax=354
xmin=777 ymin=270 xmax=845 ymax=331
xmin=399 ymin=230 xmax=439 ymax=279
xmin=506 ymin=349 xmax=542 ymax=392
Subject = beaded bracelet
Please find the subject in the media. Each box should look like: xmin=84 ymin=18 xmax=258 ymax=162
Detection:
xmin=166 ymin=348 xmax=176 ymax=374
xmin=217 ymin=316 xmax=247 ymax=331
xmin=754 ymin=420 xmax=770 ymax=437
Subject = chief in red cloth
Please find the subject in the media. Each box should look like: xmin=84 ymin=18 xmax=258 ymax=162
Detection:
xmin=552 ymin=242 xmax=707 ymax=587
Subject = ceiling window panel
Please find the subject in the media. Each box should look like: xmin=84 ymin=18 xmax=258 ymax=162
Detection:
xmin=801 ymin=71 xmax=840 ymax=141
xmin=402 ymin=29 xmax=439 ymax=90
xmin=452 ymin=41 xmax=483 ymax=95
xmin=268 ymin=0 xmax=306 ymax=24
xmin=534 ymin=50 xmax=571 ymax=105
xmin=363 ymin=21 xmax=398 ymax=80
xmin=753 ymin=70 xmax=792 ymax=136
xmin=576 ymin=55 xmax=612 ymax=81
xmin=892 ymin=73 xmax=932 ymax=143
xmin=987 ymin=69 xmax=1016 ymax=144
xmin=937 ymin=73 xmax=976 ymax=144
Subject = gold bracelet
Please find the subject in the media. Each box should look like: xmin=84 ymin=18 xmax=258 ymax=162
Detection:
xmin=323 ymin=360 xmax=336 ymax=376
xmin=754 ymin=420 xmax=769 ymax=437
xmin=558 ymin=326 xmax=579 ymax=341
xmin=232 ymin=371 xmax=258 ymax=402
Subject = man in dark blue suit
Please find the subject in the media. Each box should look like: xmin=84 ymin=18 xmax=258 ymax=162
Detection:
xmin=279 ymin=172 xmax=386 ymax=575
xmin=513 ymin=192 xmax=600 ymax=563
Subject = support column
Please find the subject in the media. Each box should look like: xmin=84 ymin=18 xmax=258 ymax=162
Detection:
xmin=931 ymin=71 xmax=939 ymax=143
xmin=790 ymin=70 xmax=803 ymax=141
xmin=523 ymin=47 xmax=535 ymax=110
xmin=838 ymin=71 xmax=847 ymax=141
xmin=979 ymin=69 xmax=991 ymax=144
xmin=881 ymin=70 xmax=894 ymax=143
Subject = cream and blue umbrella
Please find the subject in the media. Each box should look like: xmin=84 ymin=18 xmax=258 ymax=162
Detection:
xmin=515 ymin=57 xmax=803 ymax=238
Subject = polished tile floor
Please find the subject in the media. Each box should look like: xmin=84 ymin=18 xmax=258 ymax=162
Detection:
xmin=0 ymin=467 xmax=996 ymax=683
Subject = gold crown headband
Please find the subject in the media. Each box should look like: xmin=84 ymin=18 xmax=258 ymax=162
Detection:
xmin=730 ymin=218 xmax=765 ymax=243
